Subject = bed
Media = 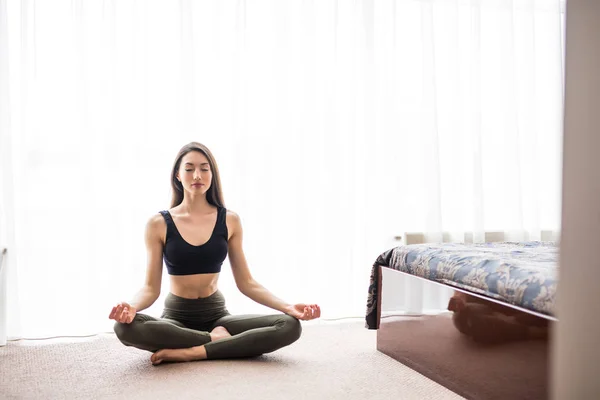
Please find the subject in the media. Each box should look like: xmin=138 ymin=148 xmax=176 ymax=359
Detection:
xmin=365 ymin=236 xmax=558 ymax=400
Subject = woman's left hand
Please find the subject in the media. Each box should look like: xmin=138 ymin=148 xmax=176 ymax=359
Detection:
xmin=285 ymin=304 xmax=321 ymax=321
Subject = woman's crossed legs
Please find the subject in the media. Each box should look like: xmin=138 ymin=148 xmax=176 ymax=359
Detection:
xmin=114 ymin=312 xmax=301 ymax=365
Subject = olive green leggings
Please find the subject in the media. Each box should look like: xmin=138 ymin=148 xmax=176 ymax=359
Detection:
xmin=113 ymin=290 xmax=302 ymax=359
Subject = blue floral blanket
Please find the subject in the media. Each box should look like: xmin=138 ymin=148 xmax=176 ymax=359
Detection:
xmin=366 ymin=242 xmax=558 ymax=329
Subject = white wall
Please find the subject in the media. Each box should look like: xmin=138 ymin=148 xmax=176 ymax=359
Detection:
xmin=552 ymin=0 xmax=600 ymax=398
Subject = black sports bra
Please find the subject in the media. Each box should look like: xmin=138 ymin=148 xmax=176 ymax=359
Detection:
xmin=159 ymin=207 xmax=228 ymax=275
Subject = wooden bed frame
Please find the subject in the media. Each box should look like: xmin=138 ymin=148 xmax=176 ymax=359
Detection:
xmin=375 ymin=233 xmax=556 ymax=400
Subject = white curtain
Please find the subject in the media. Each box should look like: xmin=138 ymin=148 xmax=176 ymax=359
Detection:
xmin=0 ymin=0 xmax=565 ymax=339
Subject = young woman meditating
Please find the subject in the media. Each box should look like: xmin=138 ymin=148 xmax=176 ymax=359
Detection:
xmin=109 ymin=142 xmax=321 ymax=365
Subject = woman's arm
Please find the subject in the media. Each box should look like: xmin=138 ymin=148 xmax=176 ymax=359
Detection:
xmin=130 ymin=214 xmax=165 ymax=311
xmin=227 ymin=211 xmax=290 ymax=312
xmin=227 ymin=211 xmax=320 ymax=320
xmin=109 ymin=214 xmax=164 ymax=323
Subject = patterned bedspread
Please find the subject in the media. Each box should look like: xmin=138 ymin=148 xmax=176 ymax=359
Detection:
xmin=365 ymin=241 xmax=558 ymax=329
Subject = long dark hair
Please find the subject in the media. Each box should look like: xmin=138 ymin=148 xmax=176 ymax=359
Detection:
xmin=170 ymin=142 xmax=225 ymax=209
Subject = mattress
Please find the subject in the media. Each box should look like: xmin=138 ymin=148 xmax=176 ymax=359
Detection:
xmin=366 ymin=241 xmax=558 ymax=329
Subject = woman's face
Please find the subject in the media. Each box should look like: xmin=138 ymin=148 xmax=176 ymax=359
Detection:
xmin=177 ymin=151 xmax=212 ymax=195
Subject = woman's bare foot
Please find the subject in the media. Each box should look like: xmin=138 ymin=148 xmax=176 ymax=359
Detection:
xmin=151 ymin=327 xmax=231 ymax=365
xmin=210 ymin=326 xmax=231 ymax=341
xmin=151 ymin=346 xmax=207 ymax=366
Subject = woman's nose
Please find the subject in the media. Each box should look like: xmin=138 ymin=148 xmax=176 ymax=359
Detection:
xmin=193 ymin=170 xmax=201 ymax=180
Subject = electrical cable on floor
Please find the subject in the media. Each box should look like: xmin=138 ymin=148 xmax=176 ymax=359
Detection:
xmin=5 ymin=314 xmax=428 ymax=342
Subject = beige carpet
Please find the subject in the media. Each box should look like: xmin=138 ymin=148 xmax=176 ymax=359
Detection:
xmin=0 ymin=320 xmax=463 ymax=400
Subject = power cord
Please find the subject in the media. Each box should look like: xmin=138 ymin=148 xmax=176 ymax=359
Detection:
xmin=4 ymin=315 xmax=428 ymax=342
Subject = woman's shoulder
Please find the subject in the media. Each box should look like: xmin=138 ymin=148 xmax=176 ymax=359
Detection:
xmin=225 ymin=209 xmax=240 ymax=221
xmin=142 ymin=213 xmax=169 ymax=244
xmin=146 ymin=212 xmax=168 ymax=231
xmin=225 ymin=209 xmax=243 ymax=234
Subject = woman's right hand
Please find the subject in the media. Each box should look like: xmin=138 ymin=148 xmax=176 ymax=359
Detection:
xmin=109 ymin=302 xmax=137 ymax=324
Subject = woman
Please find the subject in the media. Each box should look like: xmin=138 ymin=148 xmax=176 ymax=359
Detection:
xmin=110 ymin=142 xmax=321 ymax=365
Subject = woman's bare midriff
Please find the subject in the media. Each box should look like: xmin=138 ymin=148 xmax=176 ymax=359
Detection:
xmin=169 ymin=273 xmax=220 ymax=299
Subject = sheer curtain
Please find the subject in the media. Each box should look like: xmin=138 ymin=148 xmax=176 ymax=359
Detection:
xmin=0 ymin=0 xmax=565 ymax=339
